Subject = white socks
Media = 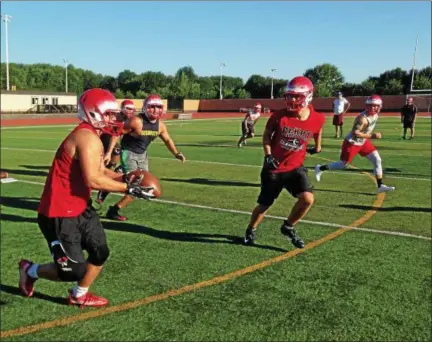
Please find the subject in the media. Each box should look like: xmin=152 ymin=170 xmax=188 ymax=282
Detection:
xmin=27 ymin=264 xmax=39 ymax=280
xmin=72 ymin=285 xmax=89 ymax=298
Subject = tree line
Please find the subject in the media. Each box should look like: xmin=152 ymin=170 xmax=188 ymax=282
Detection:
xmin=1 ymin=62 xmax=430 ymax=100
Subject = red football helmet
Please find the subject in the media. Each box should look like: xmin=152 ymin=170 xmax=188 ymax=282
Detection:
xmin=365 ymin=95 xmax=383 ymax=115
xmin=121 ymin=99 xmax=136 ymax=119
xmin=284 ymin=76 xmax=314 ymax=111
xmin=77 ymin=88 xmax=124 ymax=136
xmin=142 ymin=94 xmax=164 ymax=121
xmin=254 ymin=102 xmax=262 ymax=113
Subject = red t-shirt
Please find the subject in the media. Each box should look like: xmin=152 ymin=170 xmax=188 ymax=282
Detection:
xmin=265 ymin=105 xmax=325 ymax=173
xmin=38 ymin=122 xmax=96 ymax=217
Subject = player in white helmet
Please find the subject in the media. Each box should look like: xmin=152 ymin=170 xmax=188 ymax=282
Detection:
xmin=237 ymin=102 xmax=262 ymax=147
xmin=314 ymin=95 xmax=395 ymax=193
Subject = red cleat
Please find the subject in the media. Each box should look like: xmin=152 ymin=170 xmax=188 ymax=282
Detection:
xmin=106 ymin=206 xmax=127 ymax=221
xmin=68 ymin=291 xmax=109 ymax=308
xmin=18 ymin=259 xmax=36 ymax=297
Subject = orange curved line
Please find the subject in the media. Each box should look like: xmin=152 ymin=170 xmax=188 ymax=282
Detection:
xmin=1 ymin=166 xmax=385 ymax=338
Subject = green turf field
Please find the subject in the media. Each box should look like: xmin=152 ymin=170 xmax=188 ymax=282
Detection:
xmin=1 ymin=116 xmax=431 ymax=341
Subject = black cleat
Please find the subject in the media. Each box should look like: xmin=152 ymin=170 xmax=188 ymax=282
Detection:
xmin=280 ymin=224 xmax=305 ymax=249
xmin=244 ymin=226 xmax=256 ymax=245
xmin=96 ymin=191 xmax=110 ymax=204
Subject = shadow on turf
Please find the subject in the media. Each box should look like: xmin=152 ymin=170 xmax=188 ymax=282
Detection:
xmin=305 ymin=166 xmax=428 ymax=178
xmin=0 ymin=167 xmax=48 ymax=177
xmin=102 ymin=220 xmax=288 ymax=253
xmin=340 ymin=204 xmax=432 ymax=213
xmin=0 ymin=284 xmax=67 ymax=306
xmin=20 ymin=164 xmax=51 ymax=170
xmin=313 ymin=188 xmax=376 ymax=196
xmin=0 ymin=196 xmax=288 ymax=253
xmin=160 ymin=177 xmax=259 ymax=188
xmin=175 ymin=141 xmax=262 ymax=148
xmin=0 ymin=196 xmax=40 ymax=212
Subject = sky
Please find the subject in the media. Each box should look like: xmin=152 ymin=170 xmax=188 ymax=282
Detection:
xmin=1 ymin=1 xmax=431 ymax=83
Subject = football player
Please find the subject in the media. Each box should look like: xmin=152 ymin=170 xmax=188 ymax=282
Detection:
xmin=314 ymin=95 xmax=395 ymax=193
xmin=237 ymin=102 xmax=262 ymax=147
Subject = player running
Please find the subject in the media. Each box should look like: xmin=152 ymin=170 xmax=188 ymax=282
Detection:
xmin=237 ymin=102 xmax=262 ymax=147
xmin=314 ymin=95 xmax=395 ymax=193
xmin=243 ymin=76 xmax=325 ymax=249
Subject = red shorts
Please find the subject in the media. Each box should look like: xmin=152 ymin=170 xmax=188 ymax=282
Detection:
xmin=340 ymin=139 xmax=376 ymax=164
xmin=333 ymin=114 xmax=344 ymax=126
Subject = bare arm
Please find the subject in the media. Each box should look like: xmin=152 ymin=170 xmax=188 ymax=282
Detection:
xmin=104 ymin=167 xmax=123 ymax=180
xmin=103 ymin=135 xmax=120 ymax=165
xmin=122 ymin=116 xmax=142 ymax=137
xmin=343 ymin=100 xmax=351 ymax=114
xmin=76 ymin=130 xmax=127 ymax=193
xmin=352 ymin=116 xmax=380 ymax=139
xmin=159 ymin=122 xmax=186 ymax=162
xmin=262 ymin=127 xmax=273 ymax=156
xmin=106 ymin=135 xmax=119 ymax=155
xmin=312 ymin=128 xmax=322 ymax=152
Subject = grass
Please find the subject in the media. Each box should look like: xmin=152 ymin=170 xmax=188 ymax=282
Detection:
xmin=0 ymin=116 xmax=431 ymax=341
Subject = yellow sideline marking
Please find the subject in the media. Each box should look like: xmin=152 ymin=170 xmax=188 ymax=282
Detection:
xmin=0 ymin=167 xmax=385 ymax=339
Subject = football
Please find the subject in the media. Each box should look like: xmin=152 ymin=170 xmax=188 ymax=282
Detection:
xmin=125 ymin=169 xmax=162 ymax=198
xmin=0 ymin=171 xmax=8 ymax=179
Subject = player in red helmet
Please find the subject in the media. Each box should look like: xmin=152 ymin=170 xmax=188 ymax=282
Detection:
xmin=96 ymin=99 xmax=136 ymax=204
xmin=18 ymin=89 xmax=154 ymax=308
xmin=104 ymin=94 xmax=186 ymax=221
xmin=400 ymin=97 xmax=418 ymax=140
xmin=243 ymin=76 xmax=325 ymax=249
xmin=237 ymin=102 xmax=262 ymax=147
xmin=315 ymin=95 xmax=395 ymax=193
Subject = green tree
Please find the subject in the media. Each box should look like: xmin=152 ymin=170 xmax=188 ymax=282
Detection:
xmin=114 ymin=89 xmax=125 ymax=99
xmin=303 ymin=63 xmax=345 ymax=97
xmin=413 ymin=75 xmax=432 ymax=90
xmin=244 ymin=74 xmax=268 ymax=98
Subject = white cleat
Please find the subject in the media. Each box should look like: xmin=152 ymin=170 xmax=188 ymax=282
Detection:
xmin=314 ymin=164 xmax=323 ymax=182
xmin=377 ymin=184 xmax=395 ymax=193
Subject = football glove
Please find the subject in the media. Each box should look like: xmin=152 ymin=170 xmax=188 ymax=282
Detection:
xmin=306 ymin=147 xmax=320 ymax=155
xmin=264 ymin=154 xmax=279 ymax=170
xmin=126 ymin=184 xmax=155 ymax=200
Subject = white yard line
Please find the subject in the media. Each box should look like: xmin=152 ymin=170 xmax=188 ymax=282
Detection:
xmin=0 ymin=117 xmax=245 ymax=130
xmin=4 ymin=179 xmax=431 ymax=241
xmin=2 ymin=147 xmax=430 ymax=182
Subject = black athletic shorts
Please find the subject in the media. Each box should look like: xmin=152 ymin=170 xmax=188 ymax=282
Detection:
xmin=257 ymin=166 xmax=313 ymax=206
xmin=37 ymin=203 xmax=108 ymax=265
xmin=403 ymin=120 xmax=414 ymax=129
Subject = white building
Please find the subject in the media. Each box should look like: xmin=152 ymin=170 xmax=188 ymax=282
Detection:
xmin=0 ymin=90 xmax=77 ymax=113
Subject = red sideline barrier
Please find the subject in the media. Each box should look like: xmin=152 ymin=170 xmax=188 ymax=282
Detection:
xmin=1 ymin=111 xmax=429 ymax=127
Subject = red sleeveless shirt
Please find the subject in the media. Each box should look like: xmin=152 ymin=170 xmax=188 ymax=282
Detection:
xmin=38 ymin=122 xmax=96 ymax=217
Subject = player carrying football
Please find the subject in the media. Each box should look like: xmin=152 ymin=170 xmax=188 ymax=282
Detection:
xmin=19 ymin=89 xmax=154 ymax=308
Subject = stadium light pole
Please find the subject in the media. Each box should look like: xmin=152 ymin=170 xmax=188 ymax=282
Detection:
xmin=219 ymin=62 xmax=226 ymax=100
xmin=2 ymin=14 xmax=12 ymax=91
xmin=409 ymin=34 xmax=419 ymax=92
xmin=271 ymin=68 xmax=277 ymax=99
xmin=63 ymin=59 xmax=69 ymax=93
